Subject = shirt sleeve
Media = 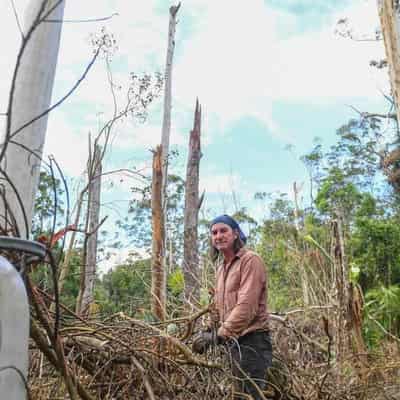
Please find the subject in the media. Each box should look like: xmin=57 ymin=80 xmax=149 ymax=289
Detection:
xmin=218 ymin=254 xmax=266 ymax=338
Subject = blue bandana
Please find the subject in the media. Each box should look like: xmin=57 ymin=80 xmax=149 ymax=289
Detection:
xmin=210 ymin=214 xmax=247 ymax=244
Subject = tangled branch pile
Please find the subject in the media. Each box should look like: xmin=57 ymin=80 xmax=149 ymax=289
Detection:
xmin=28 ymin=278 xmax=400 ymax=400
xmin=28 ymin=285 xmax=232 ymax=400
xmin=269 ymin=311 xmax=400 ymax=400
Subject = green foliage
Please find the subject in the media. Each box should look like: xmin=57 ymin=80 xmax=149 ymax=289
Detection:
xmin=363 ymin=285 xmax=400 ymax=346
xmin=30 ymin=250 xmax=80 ymax=310
xmin=166 ymin=268 xmax=185 ymax=315
xmin=315 ymin=167 xmax=362 ymax=217
xmin=168 ymin=268 xmax=184 ymax=298
xmin=327 ymin=118 xmax=382 ymax=188
xmin=99 ymin=258 xmax=151 ymax=317
xmin=32 ymin=170 xmax=65 ymax=236
xmin=255 ymin=195 xmax=303 ymax=311
xmin=351 ymin=217 xmax=400 ymax=291
xmin=116 ymin=173 xmax=186 ymax=264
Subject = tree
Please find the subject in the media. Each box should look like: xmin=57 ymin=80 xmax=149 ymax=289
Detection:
xmin=150 ymin=2 xmax=181 ymax=321
xmin=160 ymin=3 xmax=181 ymax=201
xmin=151 ymin=146 xmax=165 ymax=320
xmin=315 ymin=167 xmax=363 ymax=220
xmin=76 ymin=144 xmax=102 ymax=316
xmin=377 ymin=1 xmax=400 ymax=191
xmin=377 ymin=0 xmax=400 ymax=124
xmin=99 ymin=258 xmax=151 ymax=317
xmin=32 ymin=169 xmax=65 ymax=237
xmin=57 ymin=70 xmax=162 ymax=303
xmin=0 ymin=0 xmax=65 ymax=238
xmin=351 ymin=215 xmax=400 ymax=291
xmin=182 ymin=100 xmax=202 ymax=307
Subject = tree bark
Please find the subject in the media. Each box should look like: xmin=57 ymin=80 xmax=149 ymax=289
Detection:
xmin=150 ymin=3 xmax=180 ymax=321
xmin=151 ymin=146 xmax=166 ymax=321
xmin=160 ymin=3 xmax=181 ymax=208
xmin=330 ymin=217 xmax=350 ymax=381
xmin=0 ymin=0 xmax=65 ymax=238
xmin=293 ymin=181 xmax=310 ymax=306
xmin=77 ymin=144 xmax=102 ymax=316
xmin=377 ymin=1 xmax=400 ymax=190
xmin=182 ymin=99 xmax=202 ymax=308
xmin=377 ymin=0 xmax=400 ymax=124
xmin=57 ymin=192 xmax=84 ymax=296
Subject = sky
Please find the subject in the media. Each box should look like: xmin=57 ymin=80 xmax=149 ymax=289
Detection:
xmin=0 ymin=0 xmax=391 ymax=266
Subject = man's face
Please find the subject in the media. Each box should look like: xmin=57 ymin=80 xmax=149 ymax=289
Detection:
xmin=211 ymin=223 xmax=237 ymax=252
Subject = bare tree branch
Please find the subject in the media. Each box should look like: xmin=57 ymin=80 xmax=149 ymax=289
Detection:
xmin=347 ymin=104 xmax=397 ymax=120
xmin=10 ymin=0 xmax=25 ymax=40
xmin=8 ymin=45 xmax=101 ymax=143
xmin=45 ymin=12 xmax=119 ymax=23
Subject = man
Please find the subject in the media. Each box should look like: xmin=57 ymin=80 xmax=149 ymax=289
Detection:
xmin=193 ymin=214 xmax=272 ymax=399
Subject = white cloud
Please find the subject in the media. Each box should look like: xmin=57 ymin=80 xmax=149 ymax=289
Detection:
xmin=174 ymin=0 xmax=281 ymax=132
xmin=173 ymin=0 xmax=388 ymax=138
xmin=98 ymin=246 xmax=149 ymax=275
xmin=44 ymin=110 xmax=89 ymax=177
xmin=200 ymin=171 xmax=243 ymax=195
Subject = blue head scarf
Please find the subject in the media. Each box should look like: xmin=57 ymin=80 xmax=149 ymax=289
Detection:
xmin=210 ymin=214 xmax=247 ymax=244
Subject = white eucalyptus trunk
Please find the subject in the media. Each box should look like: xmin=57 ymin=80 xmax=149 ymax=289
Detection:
xmin=160 ymin=3 xmax=180 ymax=206
xmin=151 ymin=3 xmax=180 ymax=319
xmin=0 ymin=0 xmax=65 ymax=238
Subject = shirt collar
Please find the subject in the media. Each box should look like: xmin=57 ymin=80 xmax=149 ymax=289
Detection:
xmin=218 ymin=247 xmax=247 ymax=270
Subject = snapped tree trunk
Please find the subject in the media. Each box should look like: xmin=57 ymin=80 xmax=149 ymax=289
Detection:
xmin=0 ymin=0 xmax=65 ymax=238
xmin=182 ymin=100 xmax=202 ymax=308
xmin=76 ymin=144 xmax=102 ymax=316
xmin=151 ymin=146 xmax=166 ymax=321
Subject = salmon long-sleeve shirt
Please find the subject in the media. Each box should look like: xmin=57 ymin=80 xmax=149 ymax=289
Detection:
xmin=216 ymin=247 xmax=269 ymax=339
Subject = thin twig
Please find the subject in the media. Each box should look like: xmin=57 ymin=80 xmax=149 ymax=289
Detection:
xmin=45 ymin=13 xmax=119 ymax=23
xmin=10 ymin=0 xmax=24 ymax=39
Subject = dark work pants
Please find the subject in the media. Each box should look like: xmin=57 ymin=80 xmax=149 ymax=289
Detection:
xmin=228 ymin=330 xmax=272 ymax=400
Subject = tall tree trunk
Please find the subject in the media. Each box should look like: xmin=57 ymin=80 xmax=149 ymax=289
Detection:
xmin=0 ymin=0 xmax=65 ymax=238
xmin=330 ymin=217 xmax=350 ymax=381
xmin=150 ymin=3 xmax=180 ymax=321
xmin=293 ymin=181 xmax=310 ymax=306
xmin=378 ymin=0 xmax=400 ymax=123
xmin=182 ymin=100 xmax=202 ymax=308
xmin=151 ymin=146 xmax=165 ymax=321
xmin=76 ymin=144 xmax=102 ymax=316
xmin=377 ymin=1 xmax=400 ymax=189
xmin=160 ymin=3 xmax=181 ymax=206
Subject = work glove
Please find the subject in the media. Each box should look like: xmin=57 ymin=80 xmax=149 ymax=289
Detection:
xmin=192 ymin=330 xmax=215 ymax=354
